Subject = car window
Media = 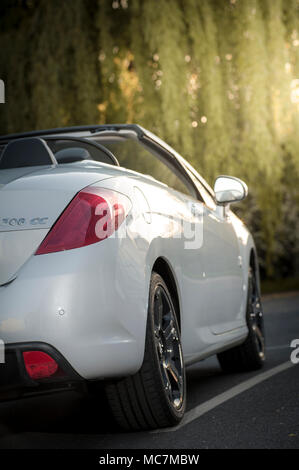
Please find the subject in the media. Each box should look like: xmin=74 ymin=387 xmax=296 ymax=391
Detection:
xmin=100 ymin=138 xmax=197 ymax=199
xmin=182 ymin=160 xmax=215 ymax=197
xmin=185 ymin=166 xmax=216 ymax=210
xmin=197 ymin=181 xmax=216 ymax=210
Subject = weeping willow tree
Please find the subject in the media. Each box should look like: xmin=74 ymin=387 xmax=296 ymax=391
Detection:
xmin=0 ymin=0 xmax=299 ymax=281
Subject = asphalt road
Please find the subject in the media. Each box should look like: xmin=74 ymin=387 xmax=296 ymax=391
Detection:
xmin=0 ymin=293 xmax=298 ymax=449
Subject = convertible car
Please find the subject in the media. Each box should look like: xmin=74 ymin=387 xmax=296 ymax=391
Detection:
xmin=0 ymin=124 xmax=265 ymax=430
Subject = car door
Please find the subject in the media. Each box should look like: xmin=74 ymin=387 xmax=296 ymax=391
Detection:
xmin=184 ymin=166 xmax=244 ymax=335
xmin=101 ymin=135 xmax=213 ymax=355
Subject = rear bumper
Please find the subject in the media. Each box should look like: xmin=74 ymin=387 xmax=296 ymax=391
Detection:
xmin=0 ymin=239 xmax=148 ymax=380
xmin=0 ymin=342 xmax=83 ymax=401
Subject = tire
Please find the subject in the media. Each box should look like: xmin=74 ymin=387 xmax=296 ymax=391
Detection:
xmin=105 ymin=272 xmax=186 ymax=431
xmin=217 ymin=267 xmax=265 ymax=373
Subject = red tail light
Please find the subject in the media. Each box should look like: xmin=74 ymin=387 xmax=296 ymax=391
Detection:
xmin=23 ymin=351 xmax=59 ymax=380
xmin=35 ymin=187 xmax=131 ymax=255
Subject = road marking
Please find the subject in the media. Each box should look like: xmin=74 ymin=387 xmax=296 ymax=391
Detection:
xmin=266 ymin=344 xmax=290 ymax=351
xmin=154 ymin=361 xmax=296 ymax=433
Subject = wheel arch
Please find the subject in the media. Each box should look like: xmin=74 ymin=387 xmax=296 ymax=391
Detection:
xmin=152 ymin=257 xmax=181 ymax=331
xmin=249 ymin=247 xmax=262 ymax=297
xmin=249 ymin=248 xmax=257 ymax=270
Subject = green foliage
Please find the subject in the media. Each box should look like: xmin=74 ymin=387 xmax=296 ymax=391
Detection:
xmin=0 ymin=0 xmax=299 ymax=280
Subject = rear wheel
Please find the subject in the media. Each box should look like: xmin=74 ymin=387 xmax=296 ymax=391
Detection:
xmin=217 ymin=267 xmax=265 ymax=372
xmin=105 ymin=272 xmax=186 ymax=430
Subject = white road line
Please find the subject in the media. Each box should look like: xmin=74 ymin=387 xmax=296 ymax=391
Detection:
xmin=154 ymin=361 xmax=296 ymax=433
xmin=266 ymin=344 xmax=290 ymax=351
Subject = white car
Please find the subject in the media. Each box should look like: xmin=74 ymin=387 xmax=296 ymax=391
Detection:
xmin=0 ymin=124 xmax=265 ymax=430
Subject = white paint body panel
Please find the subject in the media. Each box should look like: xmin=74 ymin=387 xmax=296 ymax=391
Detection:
xmin=0 ymin=148 xmax=255 ymax=380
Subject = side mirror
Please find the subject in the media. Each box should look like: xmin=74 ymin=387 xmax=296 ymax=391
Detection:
xmin=214 ymin=175 xmax=248 ymax=205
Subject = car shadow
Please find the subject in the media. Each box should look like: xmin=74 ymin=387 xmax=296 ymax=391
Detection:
xmin=0 ymin=355 xmax=250 ymax=439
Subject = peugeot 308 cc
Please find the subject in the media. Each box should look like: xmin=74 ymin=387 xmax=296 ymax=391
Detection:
xmin=0 ymin=125 xmax=265 ymax=430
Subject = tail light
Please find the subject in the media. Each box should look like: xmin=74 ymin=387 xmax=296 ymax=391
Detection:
xmin=23 ymin=351 xmax=59 ymax=380
xmin=35 ymin=187 xmax=131 ymax=255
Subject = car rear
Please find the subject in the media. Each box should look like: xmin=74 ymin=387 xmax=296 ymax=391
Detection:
xmin=0 ymin=140 xmax=147 ymax=399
